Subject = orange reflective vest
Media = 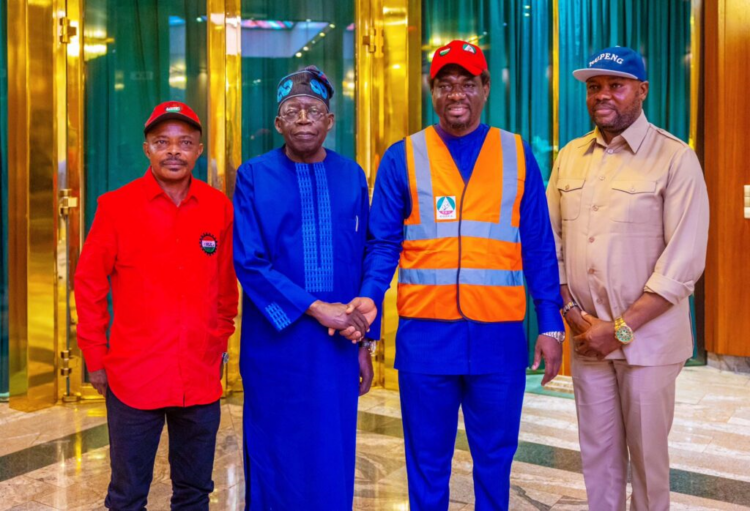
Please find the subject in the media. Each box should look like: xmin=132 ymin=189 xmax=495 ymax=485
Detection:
xmin=397 ymin=126 xmax=527 ymax=322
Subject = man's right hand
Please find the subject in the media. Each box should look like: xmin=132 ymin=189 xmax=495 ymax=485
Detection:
xmin=565 ymin=308 xmax=592 ymax=337
xmin=307 ymin=301 xmax=370 ymax=339
xmin=561 ymin=285 xmax=591 ymax=337
xmin=339 ymin=297 xmax=378 ymax=342
xmin=89 ymin=368 xmax=108 ymax=396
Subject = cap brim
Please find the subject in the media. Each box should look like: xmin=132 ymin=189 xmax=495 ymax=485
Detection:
xmin=144 ymin=113 xmax=202 ymax=134
xmin=431 ymin=60 xmax=484 ymax=79
xmin=572 ymin=68 xmax=641 ymax=82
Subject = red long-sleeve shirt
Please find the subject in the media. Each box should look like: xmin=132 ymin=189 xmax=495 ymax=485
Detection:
xmin=75 ymin=169 xmax=239 ymax=409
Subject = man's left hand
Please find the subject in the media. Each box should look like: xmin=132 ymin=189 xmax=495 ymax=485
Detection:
xmin=358 ymin=345 xmax=374 ymax=396
xmin=532 ymin=335 xmax=562 ymax=386
xmin=573 ymin=312 xmax=621 ymax=359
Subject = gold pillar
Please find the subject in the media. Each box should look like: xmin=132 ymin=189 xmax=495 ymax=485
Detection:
xmin=356 ymin=0 xmax=421 ymax=389
xmin=551 ymin=0 xmax=560 ymax=160
xmin=550 ymin=0 xmax=573 ymax=378
xmin=62 ymin=0 xmax=85 ymax=401
xmin=208 ymin=0 xmax=243 ymax=393
xmin=689 ymin=0 xmax=702 ymax=151
xmin=8 ymin=0 xmax=67 ymax=411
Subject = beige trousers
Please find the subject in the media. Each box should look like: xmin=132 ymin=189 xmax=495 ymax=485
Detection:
xmin=571 ymin=357 xmax=684 ymax=511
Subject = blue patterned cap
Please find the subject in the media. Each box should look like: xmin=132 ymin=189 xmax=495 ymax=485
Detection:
xmin=573 ymin=46 xmax=647 ymax=82
xmin=277 ymin=66 xmax=334 ymax=110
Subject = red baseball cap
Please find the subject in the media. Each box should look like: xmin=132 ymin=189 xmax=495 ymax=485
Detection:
xmin=144 ymin=101 xmax=202 ymax=135
xmin=430 ymin=40 xmax=488 ymax=79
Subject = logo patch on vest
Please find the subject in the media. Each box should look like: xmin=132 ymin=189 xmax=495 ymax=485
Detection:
xmin=435 ymin=196 xmax=457 ymax=220
xmin=200 ymin=233 xmax=217 ymax=255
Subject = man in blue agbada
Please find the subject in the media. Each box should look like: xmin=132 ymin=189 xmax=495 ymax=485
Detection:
xmin=233 ymin=66 xmax=379 ymax=510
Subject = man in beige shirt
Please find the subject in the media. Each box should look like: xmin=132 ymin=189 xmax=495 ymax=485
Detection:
xmin=547 ymin=46 xmax=709 ymax=511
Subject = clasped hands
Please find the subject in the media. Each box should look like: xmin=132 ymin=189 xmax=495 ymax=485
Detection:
xmin=307 ymin=297 xmax=377 ymax=342
xmin=567 ymin=308 xmax=621 ymax=359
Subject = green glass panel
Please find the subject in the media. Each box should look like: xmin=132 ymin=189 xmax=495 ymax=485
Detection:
xmin=240 ymin=2 xmax=355 ymax=161
xmin=84 ymin=0 xmax=209 ymax=232
xmin=558 ymin=0 xmax=691 ymax=147
xmin=0 ymin=0 xmax=8 ymax=397
xmin=422 ymin=0 xmax=553 ymax=180
xmin=422 ymin=0 xmax=552 ymax=367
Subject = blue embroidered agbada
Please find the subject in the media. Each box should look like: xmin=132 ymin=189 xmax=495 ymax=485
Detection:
xmin=233 ymin=147 xmax=371 ymax=510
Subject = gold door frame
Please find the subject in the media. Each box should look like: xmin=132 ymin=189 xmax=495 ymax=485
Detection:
xmin=8 ymin=0 xmax=68 ymax=411
xmin=63 ymin=0 xmax=87 ymax=401
xmin=356 ymin=0 xmax=421 ymax=390
xmin=207 ymin=0 xmax=243 ymax=394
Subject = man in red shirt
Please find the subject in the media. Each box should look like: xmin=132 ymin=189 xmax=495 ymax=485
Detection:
xmin=75 ymin=101 xmax=238 ymax=510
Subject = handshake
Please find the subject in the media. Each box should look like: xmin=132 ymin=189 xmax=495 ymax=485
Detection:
xmin=306 ymin=297 xmax=378 ymax=342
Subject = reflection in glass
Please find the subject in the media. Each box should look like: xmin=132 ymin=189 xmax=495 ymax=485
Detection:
xmin=240 ymin=2 xmax=355 ymax=161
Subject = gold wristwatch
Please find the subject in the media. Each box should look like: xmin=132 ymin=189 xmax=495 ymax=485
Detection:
xmin=614 ymin=317 xmax=634 ymax=344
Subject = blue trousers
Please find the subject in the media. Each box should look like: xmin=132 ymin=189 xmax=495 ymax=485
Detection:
xmin=399 ymin=371 xmax=526 ymax=511
xmin=105 ymin=390 xmax=221 ymax=511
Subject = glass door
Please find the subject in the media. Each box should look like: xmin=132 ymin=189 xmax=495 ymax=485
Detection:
xmin=67 ymin=0 xmax=209 ymax=400
xmin=82 ymin=0 xmax=209 ymax=228
xmin=239 ymin=1 xmax=356 ymax=161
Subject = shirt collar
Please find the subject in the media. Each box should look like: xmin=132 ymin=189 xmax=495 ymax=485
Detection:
xmin=619 ymin=111 xmax=650 ymax=153
xmin=142 ymin=168 xmax=199 ymax=204
xmin=434 ymin=123 xmax=487 ymax=142
xmin=579 ymin=110 xmax=649 ymax=154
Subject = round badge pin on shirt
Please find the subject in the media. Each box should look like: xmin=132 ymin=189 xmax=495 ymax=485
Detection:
xmin=200 ymin=233 xmax=217 ymax=255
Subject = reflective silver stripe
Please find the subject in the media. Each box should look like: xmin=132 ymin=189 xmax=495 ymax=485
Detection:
xmin=409 ymin=130 xmax=435 ymax=227
xmin=404 ymin=221 xmax=520 ymax=243
xmin=460 ymin=269 xmax=524 ymax=287
xmin=499 ymin=130 xmax=519 ymax=227
xmin=398 ymin=268 xmax=457 ymax=285
xmin=399 ymin=268 xmax=524 ymax=287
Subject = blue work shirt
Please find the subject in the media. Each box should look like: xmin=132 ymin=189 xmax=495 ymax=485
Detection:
xmin=361 ymin=124 xmax=564 ymax=375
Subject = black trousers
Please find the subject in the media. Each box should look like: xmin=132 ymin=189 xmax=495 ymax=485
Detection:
xmin=105 ymin=390 xmax=221 ymax=511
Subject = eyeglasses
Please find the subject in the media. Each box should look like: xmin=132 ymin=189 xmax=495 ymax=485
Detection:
xmin=434 ymin=81 xmax=480 ymax=95
xmin=278 ymin=106 xmax=328 ymax=122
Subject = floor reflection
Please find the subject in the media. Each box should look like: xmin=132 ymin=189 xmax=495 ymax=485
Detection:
xmin=0 ymin=366 xmax=749 ymax=510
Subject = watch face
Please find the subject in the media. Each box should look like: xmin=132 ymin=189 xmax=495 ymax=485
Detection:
xmin=615 ymin=326 xmax=634 ymax=344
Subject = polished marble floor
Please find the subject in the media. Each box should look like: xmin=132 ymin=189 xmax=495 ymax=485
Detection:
xmin=1 ymin=366 xmax=749 ymax=510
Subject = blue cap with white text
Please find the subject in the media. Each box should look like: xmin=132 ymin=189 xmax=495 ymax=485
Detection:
xmin=573 ymin=46 xmax=647 ymax=82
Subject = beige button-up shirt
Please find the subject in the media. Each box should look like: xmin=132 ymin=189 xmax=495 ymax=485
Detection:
xmin=547 ymin=112 xmax=709 ymax=366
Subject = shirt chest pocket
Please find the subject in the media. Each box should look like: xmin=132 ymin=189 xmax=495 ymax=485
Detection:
xmin=556 ymin=178 xmax=586 ymax=221
xmin=608 ymin=180 xmax=659 ymax=223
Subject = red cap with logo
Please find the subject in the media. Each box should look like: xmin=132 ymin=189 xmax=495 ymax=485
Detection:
xmin=144 ymin=101 xmax=202 ymax=135
xmin=430 ymin=40 xmax=488 ymax=79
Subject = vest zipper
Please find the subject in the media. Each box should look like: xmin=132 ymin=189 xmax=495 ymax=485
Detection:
xmin=456 ymin=180 xmax=471 ymax=373
xmin=456 ymin=181 xmax=470 ymax=321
